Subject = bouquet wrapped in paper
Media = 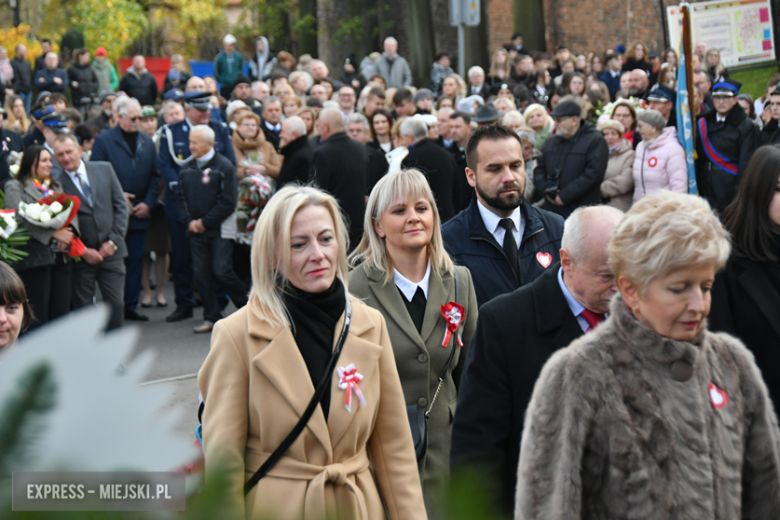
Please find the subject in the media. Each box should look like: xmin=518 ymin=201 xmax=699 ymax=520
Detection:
xmin=17 ymin=193 xmax=85 ymax=258
xmin=0 ymin=208 xmax=29 ymax=263
xmin=235 ymin=174 xmax=275 ymax=245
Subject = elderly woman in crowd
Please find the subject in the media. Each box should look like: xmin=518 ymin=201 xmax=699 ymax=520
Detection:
xmin=632 ymin=109 xmax=687 ymax=202
xmin=597 ymin=119 xmax=635 ymax=211
xmin=199 ymin=185 xmax=427 ymax=520
xmin=523 ymin=103 xmax=553 ymax=151
xmin=5 ymin=145 xmax=77 ymax=326
xmin=0 ymin=261 xmax=32 ymax=354
xmin=515 ymin=190 xmax=780 ymax=519
xmin=501 ymin=110 xmax=525 ymax=133
xmin=349 ymin=169 xmax=478 ymax=518
xmin=711 ymin=145 xmax=780 ymax=406
xmin=232 ymin=110 xmax=282 ymax=180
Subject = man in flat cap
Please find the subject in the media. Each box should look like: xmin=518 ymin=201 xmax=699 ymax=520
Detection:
xmin=158 ymin=90 xmax=236 ymax=323
xmin=695 ymin=78 xmax=759 ymax=212
xmin=85 ymin=90 xmax=117 ymax=133
xmin=534 ymin=99 xmax=608 ymax=217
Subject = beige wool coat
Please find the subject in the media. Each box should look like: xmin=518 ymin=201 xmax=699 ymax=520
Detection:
xmin=348 ymin=264 xmax=478 ymax=517
xmin=199 ymin=292 xmax=427 ymax=520
xmin=599 ymin=139 xmax=635 ymax=212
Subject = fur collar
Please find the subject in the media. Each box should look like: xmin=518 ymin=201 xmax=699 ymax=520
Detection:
xmin=609 ymin=293 xmax=705 ymax=366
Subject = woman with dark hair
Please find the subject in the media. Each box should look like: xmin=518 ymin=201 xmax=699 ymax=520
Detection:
xmin=562 ymin=72 xmax=586 ymax=96
xmin=611 ymin=100 xmax=642 ymax=149
xmin=710 ymin=145 xmax=780 ymax=406
xmin=4 ymin=145 xmax=78 ymax=326
xmin=529 ymin=67 xmax=551 ymax=106
xmin=590 ymin=54 xmax=605 ymax=74
xmin=369 ymin=108 xmax=394 ymax=153
xmin=0 ymin=261 xmax=33 ymax=352
xmin=68 ymin=48 xmax=99 ymax=119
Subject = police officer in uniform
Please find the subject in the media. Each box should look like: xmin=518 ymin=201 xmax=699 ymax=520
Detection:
xmin=0 ymin=107 xmax=24 ymax=185
xmin=695 ymin=78 xmax=759 ymax=212
xmin=23 ymin=104 xmax=53 ymax=149
xmin=158 ymin=90 xmax=236 ymax=322
xmin=40 ymin=111 xmax=71 ymax=171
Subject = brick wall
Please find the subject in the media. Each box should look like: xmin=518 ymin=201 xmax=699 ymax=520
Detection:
xmin=487 ymin=0 xmax=515 ymax=57
xmin=484 ymin=0 xmax=683 ymax=57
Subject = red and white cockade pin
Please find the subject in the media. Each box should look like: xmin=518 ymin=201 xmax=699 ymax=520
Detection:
xmin=709 ymin=382 xmax=729 ymax=408
xmin=201 ymin=168 xmax=212 ymax=184
xmin=536 ymin=252 xmax=552 ymax=268
xmin=441 ymin=302 xmax=465 ymax=348
xmin=338 ymin=363 xmax=366 ymax=413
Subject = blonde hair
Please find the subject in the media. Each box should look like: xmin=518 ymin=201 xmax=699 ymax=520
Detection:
xmin=349 ymin=169 xmax=454 ymax=284
xmin=523 ymin=103 xmax=552 ymax=128
xmin=494 ymin=97 xmax=517 ymax=113
xmin=251 ymin=185 xmax=351 ymax=327
xmin=608 ymin=191 xmax=731 ymax=295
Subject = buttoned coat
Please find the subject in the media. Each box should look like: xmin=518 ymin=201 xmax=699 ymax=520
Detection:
xmin=198 ymin=293 xmax=427 ymax=520
xmin=349 ymin=264 xmax=478 ymax=516
xmin=514 ymin=294 xmax=780 ymax=520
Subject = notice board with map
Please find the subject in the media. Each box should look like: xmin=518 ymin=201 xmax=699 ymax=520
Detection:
xmin=667 ymin=0 xmax=776 ymax=68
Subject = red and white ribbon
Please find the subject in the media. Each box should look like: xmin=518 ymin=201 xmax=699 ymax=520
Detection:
xmin=338 ymin=363 xmax=366 ymax=413
xmin=440 ymin=302 xmax=465 ymax=348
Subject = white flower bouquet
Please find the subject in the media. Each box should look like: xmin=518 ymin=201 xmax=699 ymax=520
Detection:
xmin=18 ymin=199 xmax=73 ymax=229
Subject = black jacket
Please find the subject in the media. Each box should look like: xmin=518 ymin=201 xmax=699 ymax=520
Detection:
xmin=277 ymin=134 xmax=312 ymax=190
xmin=365 ymin=143 xmax=388 ymax=194
xmin=400 ymin=138 xmax=456 ymax=222
xmin=308 ymin=132 xmax=368 ymax=248
xmin=447 ymin=143 xmax=472 ymax=213
xmin=175 ymin=152 xmax=237 ymax=238
xmin=68 ymin=63 xmax=99 ymax=105
xmin=534 ymin=120 xmax=609 ymax=217
xmin=261 ymin=120 xmax=281 ymax=150
xmin=34 ymin=68 xmax=67 ymax=94
xmin=760 ymin=118 xmax=780 ymax=146
xmin=709 ymin=255 xmax=780 ymax=407
xmin=11 ymin=57 xmax=32 ymax=94
xmin=695 ymin=104 xmax=759 ymax=212
xmin=450 ymin=263 xmax=583 ymax=515
xmin=119 ymin=69 xmax=159 ymax=106
xmin=441 ymin=198 xmax=564 ymax=307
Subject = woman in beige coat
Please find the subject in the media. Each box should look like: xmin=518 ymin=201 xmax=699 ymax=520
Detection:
xmin=597 ymin=119 xmax=635 ymax=211
xmin=232 ymin=110 xmax=283 ymax=180
xmin=348 ymin=169 xmax=478 ymax=518
xmin=199 ymin=185 xmax=427 ymax=520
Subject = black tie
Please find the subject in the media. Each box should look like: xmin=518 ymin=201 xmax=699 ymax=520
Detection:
xmin=399 ymin=286 xmax=426 ymax=334
xmin=499 ymin=218 xmax=521 ymax=285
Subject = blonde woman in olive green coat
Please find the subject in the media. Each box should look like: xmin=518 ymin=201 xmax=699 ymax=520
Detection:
xmin=349 ymin=169 xmax=478 ymax=519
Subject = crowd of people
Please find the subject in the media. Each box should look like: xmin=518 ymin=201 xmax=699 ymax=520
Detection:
xmin=0 ymin=29 xmax=779 ymax=520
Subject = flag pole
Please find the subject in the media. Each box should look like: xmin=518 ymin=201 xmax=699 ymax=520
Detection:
xmin=682 ymin=2 xmax=696 ymax=144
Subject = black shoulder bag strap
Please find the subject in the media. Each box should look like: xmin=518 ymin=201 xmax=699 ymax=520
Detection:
xmin=244 ymin=296 xmax=353 ymax=495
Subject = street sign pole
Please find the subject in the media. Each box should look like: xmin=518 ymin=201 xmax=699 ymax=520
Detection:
xmin=458 ymin=24 xmax=465 ymax=77
xmin=451 ymin=0 xmax=479 ymax=78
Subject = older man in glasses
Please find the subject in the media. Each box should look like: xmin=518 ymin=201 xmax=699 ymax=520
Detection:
xmin=91 ymin=96 xmax=160 ymax=322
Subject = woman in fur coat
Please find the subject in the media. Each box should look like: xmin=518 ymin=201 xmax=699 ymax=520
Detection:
xmin=515 ymin=190 xmax=780 ymax=520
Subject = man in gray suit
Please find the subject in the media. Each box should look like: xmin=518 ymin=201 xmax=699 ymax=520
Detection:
xmin=52 ymin=133 xmax=130 ymax=329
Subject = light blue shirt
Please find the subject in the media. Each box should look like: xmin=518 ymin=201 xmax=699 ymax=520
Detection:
xmin=557 ymin=267 xmax=591 ymax=333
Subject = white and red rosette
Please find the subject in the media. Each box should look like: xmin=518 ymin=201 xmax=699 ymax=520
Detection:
xmin=201 ymin=167 xmax=212 ymax=184
xmin=338 ymin=363 xmax=366 ymax=413
xmin=440 ymin=301 xmax=465 ymax=348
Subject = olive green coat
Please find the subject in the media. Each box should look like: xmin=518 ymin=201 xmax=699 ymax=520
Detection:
xmin=348 ymin=263 xmax=478 ymax=517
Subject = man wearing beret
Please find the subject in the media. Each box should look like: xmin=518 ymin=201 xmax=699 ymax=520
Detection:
xmin=533 ymin=99 xmax=609 ymax=218
xmin=695 ymin=78 xmax=759 ymax=212
xmin=158 ymin=90 xmax=236 ymax=323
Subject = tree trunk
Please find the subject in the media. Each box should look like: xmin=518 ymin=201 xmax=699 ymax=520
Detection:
xmin=430 ymin=0 xmax=458 ymax=61
xmin=514 ymin=0 xmax=546 ymax=52
xmin=298 ymin=0 xmax=319 ymax=57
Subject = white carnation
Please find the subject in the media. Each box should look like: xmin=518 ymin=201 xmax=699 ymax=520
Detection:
xmin=49 ymin=201 xmax=64 ymax=214
xmin=23 ymin=203 xmax=44 ymax=221
xmin=39 ymin=211 xmax=52 ymax=223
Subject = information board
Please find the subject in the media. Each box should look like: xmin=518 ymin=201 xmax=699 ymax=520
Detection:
xmin=667 ymin=0 xmax=775 ymax=68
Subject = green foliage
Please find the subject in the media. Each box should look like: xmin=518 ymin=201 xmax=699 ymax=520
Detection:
xmin=60 ymin=27 xmax=85 ymax=54
xmin=731 ymin=64 xmax=777 ymax=101
xmin=0 ymin=362 xmax=57 ymax=479
xmin=41 ymin=0 xmax=148 ymax=62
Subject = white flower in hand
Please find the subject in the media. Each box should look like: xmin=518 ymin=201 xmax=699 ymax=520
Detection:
xmin=23 ymin=203 xmax=43 ymax=221
xmin=39 ymin=211 xmax=52 ymax=223
xmin=50 ymin=201 xmax=63 ymax=214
